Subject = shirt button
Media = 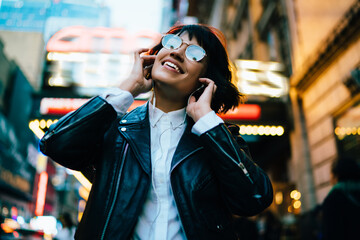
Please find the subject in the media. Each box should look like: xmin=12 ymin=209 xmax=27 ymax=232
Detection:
xmin=121 ymin=127 xmax=126 ymax=131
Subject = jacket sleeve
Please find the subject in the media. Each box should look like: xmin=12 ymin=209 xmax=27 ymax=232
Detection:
xmin=39 ymin=96 xmax=117 ymax=171
xmin=199 ymin=123 xmax=273 ymax=216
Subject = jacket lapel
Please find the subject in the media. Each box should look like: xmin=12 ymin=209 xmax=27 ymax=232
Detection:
xmin=171 ymin=117 xmax=203 ymax=171
xmin=118 ymin=103 xmax=151 ymax=175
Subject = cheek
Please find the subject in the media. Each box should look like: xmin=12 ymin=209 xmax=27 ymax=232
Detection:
xmin=189 ymin=63 xmax=207 ymax=79
xmin=151 ymin=55 xmax=164 ymax=75
xmin=200 ymin=60 xmax=208 ymax=76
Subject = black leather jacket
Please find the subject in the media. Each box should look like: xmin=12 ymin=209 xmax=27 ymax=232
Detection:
xmin=40 ymin=96 xmax=273 ymax=240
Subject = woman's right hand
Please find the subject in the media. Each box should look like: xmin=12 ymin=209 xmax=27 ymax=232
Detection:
xmin=118 ymin=48 xmax=156 ymax=98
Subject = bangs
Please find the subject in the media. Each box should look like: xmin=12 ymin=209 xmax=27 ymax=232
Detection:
xmin=166 ymin=25 xmax=213 ymax=53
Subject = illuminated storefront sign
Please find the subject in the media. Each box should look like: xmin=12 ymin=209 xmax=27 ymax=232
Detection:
xmin=45 ymin=26 xmax=161 ymax=92
xmin=234 ymin=59 xmax=289 ymax=98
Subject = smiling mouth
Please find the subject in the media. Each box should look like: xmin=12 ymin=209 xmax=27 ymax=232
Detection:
xmin=163 ymin=61 xmax=183 ymax=73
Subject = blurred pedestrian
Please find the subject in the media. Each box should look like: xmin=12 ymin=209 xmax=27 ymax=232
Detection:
xmin=39 ymin=24 xmax=273 ymax=240
xmin=55 ymin=212 xmax=76 ymax=240
xmin=298 ymin=204 xmax=323 ymax=240
xmin=257 ymin=210 xmax=282 ymax=240
xmin=322 ymin=156 xmax=360 ymax=240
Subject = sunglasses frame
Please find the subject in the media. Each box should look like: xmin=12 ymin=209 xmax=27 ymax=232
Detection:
xmin=161 ymin=34 xmax=207 ymax=62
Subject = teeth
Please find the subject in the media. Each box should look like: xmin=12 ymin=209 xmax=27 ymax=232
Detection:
xmin=164 ymin=61 xmax=180 ymax=72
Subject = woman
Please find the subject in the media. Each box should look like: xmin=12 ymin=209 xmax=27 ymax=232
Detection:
xmin=40 ymin=24 xmax=273 ymax=240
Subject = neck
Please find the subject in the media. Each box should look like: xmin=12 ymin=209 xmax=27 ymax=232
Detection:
xmin=151 ymin=88 xmax=187 ymax=113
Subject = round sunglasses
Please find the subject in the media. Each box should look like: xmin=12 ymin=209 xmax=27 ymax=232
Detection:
xmin=161 ymin=34 xmax=206 ymax=62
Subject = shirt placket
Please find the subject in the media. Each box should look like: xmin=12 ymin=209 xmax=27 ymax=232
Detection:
xmin=154 ymin=116 xmax=171 ymax=240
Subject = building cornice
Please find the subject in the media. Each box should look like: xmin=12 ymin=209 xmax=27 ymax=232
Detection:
xmin=291 ymin=1 xmax=360 ymax=93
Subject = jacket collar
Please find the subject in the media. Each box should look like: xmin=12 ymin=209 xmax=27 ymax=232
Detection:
xmin=118 ymin=102 xmax=203 ymax=175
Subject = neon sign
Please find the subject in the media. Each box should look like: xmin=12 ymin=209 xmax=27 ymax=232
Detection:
xmin=35 ymin=172 xmax=48 ymax=216
xmin=46 ymin=26 xmax=162 ymax=53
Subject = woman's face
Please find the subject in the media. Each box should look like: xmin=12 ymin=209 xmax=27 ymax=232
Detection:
xmin=151 ymin=32 xmax=208 ymax=100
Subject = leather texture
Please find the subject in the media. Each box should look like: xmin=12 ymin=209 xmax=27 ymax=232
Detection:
xmin=40 ymin=96 xmax=273 ymax=240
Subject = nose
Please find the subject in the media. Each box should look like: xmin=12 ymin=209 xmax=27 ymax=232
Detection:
xmin=169 ymin=43 xmax=188 ymax=62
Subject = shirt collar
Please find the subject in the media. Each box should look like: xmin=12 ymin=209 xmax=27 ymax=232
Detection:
xmin=149 ymin=102 xmax=187 ymax=129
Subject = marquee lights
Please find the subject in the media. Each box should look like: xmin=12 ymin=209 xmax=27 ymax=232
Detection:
xmin=239 ymin=125 xmax=284 ymax=136
xmin=334 ymin=126 xmax=360 ymax=137
xmin=29 ymin=119 xmax=58 ymax=139
xmin=30 ymin=120 xmax=285 ymax=137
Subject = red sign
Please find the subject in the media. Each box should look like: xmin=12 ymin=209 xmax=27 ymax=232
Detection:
xmin=40 ymin=97 xmax=260 ymax=120
xmin=40 ymin=98 xmax=89 ymax=115
xmin=218 ymin=104 xmax=261 ymax=120
xmin=40 ymin=98 xmax=147 ymax=116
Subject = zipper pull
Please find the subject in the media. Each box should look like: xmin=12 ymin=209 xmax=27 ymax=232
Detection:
xmin=238 ymin=162 xmax=254 ymax=184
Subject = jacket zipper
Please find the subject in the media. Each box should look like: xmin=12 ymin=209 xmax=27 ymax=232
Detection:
xmin=206 ymin=130 xmax=254 ymax=184
xmin=100 ymin=143 xmax=129 ymax=240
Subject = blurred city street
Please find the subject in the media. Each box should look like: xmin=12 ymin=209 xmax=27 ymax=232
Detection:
xmin=0 ymin=0 xmax=360 ymax=239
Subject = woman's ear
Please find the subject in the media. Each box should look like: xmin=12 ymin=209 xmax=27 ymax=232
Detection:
xmin=144 ymin=64 xmax=153 ymax=79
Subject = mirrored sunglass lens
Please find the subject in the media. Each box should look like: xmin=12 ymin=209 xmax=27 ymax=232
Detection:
xmin=186 ymin=45 xmax=206 ymax=61
xmin=162 ymin=35 xmax=181 ymax=50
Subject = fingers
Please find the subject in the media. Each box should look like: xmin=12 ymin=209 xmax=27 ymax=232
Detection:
xmin=198 ymin=78 xmax=217 ymax=97
xmin=141 ymin=55 xmax=156 ymax=66
xmin=131 ymin=48 xmax=156 ymax=80
xmin=134 ymin=48 xmax=156 ymax=65
xmin=133 ymin=48 xmax=148 ymax=61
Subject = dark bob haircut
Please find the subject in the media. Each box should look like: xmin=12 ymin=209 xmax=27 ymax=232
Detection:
xmin=148 ymin=24 xmax=244 ymax=114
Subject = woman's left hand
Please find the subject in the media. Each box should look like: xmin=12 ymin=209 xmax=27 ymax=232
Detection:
xmin=186 ymin=78 xmax=217 ymax=122
xmin=118 ymin=48 xmax=156 ymax=97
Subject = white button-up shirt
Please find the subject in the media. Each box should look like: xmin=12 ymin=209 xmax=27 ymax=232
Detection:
xmin=133 ymin=103 xmax=187 ymax=240
xmin=101 ymin=89 xmax=223 ymax=240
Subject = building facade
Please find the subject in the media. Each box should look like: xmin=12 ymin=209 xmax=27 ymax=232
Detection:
xmin=288 ymin=0 xmax=360 ymax=209
xmin=202 ymin=0 xmax=360 ymax=213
